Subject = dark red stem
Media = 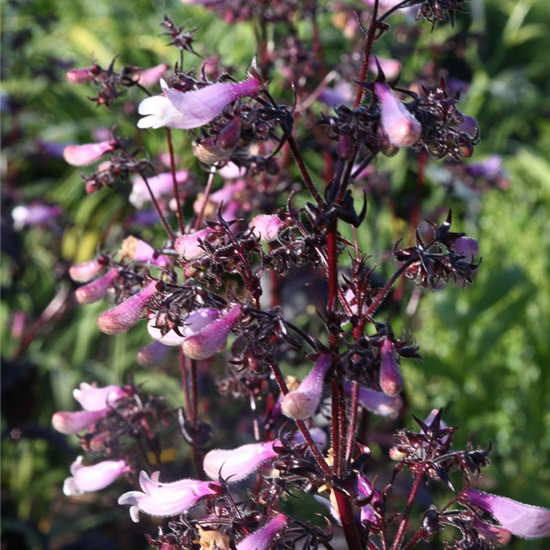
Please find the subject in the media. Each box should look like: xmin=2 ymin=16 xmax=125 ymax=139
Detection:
xmin=139 ymin=174 xmax=175 ymax=241
xmin=165 ymin=128 xmax=184 ymax=234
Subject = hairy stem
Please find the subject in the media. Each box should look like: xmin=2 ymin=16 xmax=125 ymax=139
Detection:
xmin=165 ymin=128 xmax=184 ymax=234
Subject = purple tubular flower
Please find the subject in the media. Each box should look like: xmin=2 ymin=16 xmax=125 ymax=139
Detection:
xmin=118 ymin=471 xmax=220 ymax=523
xmin=374 ymin=83 xmax=422 ymax=148
xmin=73 ymin=383 xmax=131 ymax=411
xmin=137 ymin=340 xmax=169 ymax=367
xmin=138 ymin=78 xmax=261 ymax=131
xmin=174 ymin=228 xmax=216 ymax=260
xmin=148 ymin=308 xmax=222 ymax=347
xmin=69 ymin=259 xmax=107 ymax=283
xmin=281 ymin=354 xmax=332 ymax=420
xmin=379 ymin=339 xmax=404 ymax=396
xmin=236 ymin=513 xmax=288 ymax=550
xmin=75 ymin=268 xmax=119 ymax=304
xmin=454 ymin=236 xmax=479 ymax=260
xmin=52 ymin=409 xmax=108 ymax=435
xmin=63 ymin=140 xmax=116 ymax=167
xmin=97 ymin=281 xmax=158 ymax=335
xmin=250 ymin=214 xmax=284 ymax=242
xmin=354 ymin=385 xmax=403 ymax=418
xmin=181 ymin=304 xmax=243 ymax=360
xmin=466 ymin=155 xmax=503 ymax=179
xmin=120 ymin=236 xmax=171 ymax=268
xmin=471 ymin=516 xmax=512 ymax=546
xmin=66 ymin=68 xmax=94 ymax=84
xmin=203 ymin=441 xmax=278 ymax=482
xmin=63 ymin=456 xmax=130 ymax=496
xmin=12 ymin=204 xmax=62 ymax=231
xmin=357 ymin=475 xmax=381 ymax=525
xmin=463 ymin=489 xmax=550 ymax=539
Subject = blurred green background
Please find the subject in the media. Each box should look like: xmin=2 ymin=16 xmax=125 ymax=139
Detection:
xmin=1 ymin=0 xmax=549 ymax=549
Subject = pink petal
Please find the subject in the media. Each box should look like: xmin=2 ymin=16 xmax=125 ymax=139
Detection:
xmin=63 ymin=141 xmax=115 ymax=166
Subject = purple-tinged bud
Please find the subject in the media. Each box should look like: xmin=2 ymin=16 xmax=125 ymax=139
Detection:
xmin=137 ymin=340 xmax=169 ymax=367
xmin=52 ymin=409 xmax=108 ymax=435
xmin=422 ymin=409 xmax=450 ymax=444
xmin=458 ymin=114 xmax=480 ymax=139
xmin=281 ymin=354 xmax=332 ymax=420
xmin=63 ymin=456 xmax=130 ymax=496
xmin=66 ymin=68 xmax=95 ymax=84
xmin=97 ymin=281 xmax=158 ymax=335
xmin=118 ymin=471 xmax=220 ymax=523
xmin=217 ymin=117 xmax=242 ymax=151
xmin=75 ymin=268 xmax=118 ymax=304
xmin=69 ymin=258 xmax=107 ymax=283
xmin=250 ymin=214 xmax=284 ymax=243
xmin=192 ymin=137 xmax=229 ymax=165
xmin=337 ymin=134 xmax=354 ymax=160
xmin=73 ymin=383 xmax=132 ymax=411
xmin=204 ymin=441 xmax=278 ymax=482
xmin=63 ymin=140 xmax=117 ymax=167
xmin=148 ymin=308 xmax=222 ymax=347
xmin=134 ymin=64 xmax=169 ymax=87
xmin=181 ymin=304 xmax=242 ymax=360
xmin=350 ymin=385 xmax=403 ymax=418
xmin=120 ymin=236 xmax=171 ymax=268
xmin=138 ymin=78 xmax=262 ymax=130
xmin=466 ymin=155 xmax=503 ymax=179
xmin=379 ymin=339 xmax=403 ymax=396
xmin=454 ymin=237 xmax=479 ymax=260
xmin=236 ymin=514 xmax=288 ymax=550
xmin=374 ymin=83 xmax=422 ymax=148
xmin=357 ymin=475 xmax=382 ymax=525
xmin=175 ymin=228 xmax=215 ymax=260
xmin=462 ymin=489 xmax=550 ymax=539
xmin=471 ymin=516 xmax=512 ymax=546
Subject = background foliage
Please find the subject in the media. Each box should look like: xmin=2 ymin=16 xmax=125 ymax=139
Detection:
xmin=2 ymin=0 xmax=549 ymax=549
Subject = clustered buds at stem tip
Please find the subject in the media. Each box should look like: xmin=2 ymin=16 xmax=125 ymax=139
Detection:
xmin=281 ymin=354 xmax=332 ymax=420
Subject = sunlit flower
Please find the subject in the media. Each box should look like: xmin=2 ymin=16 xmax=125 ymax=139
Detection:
xmin=75 ymin=268 xmax=119 ymax=304
xmin=69 ymin=258 xmax=107 ymax=283
xmin=73 ymin=383 xmax=132 ymax=411
xmin=236 ymin=513 xmax=288 ymax=550
xmin=250 ymin=214 xmax=284 ymax=242
xmin=52 ymin=409 xmax=108 ymax=435
xmin=63 ymin=140 xmax=117 ymax=166
xmin=175 ymin=228 xmax=216 ymax=260
xmin=119 ymin=236 xmax=171 ymax=268
xmin=63 ymin=456 xmax=130 ymax=495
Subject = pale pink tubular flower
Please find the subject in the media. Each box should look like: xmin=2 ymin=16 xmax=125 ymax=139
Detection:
xmin=137 ymin=340 xmax=169 ymax=367
xmin=73 ymin=383 xmax=132 ymax=411
xmin=66 ymin=68 xmax=95 ymax=84
xmin=463 ymin=489 xmax=550 ymax=539
xmin=181 ymin=304 xmax=243 ymax=360
xmin=69 ymin=258 xmax=107 ymax=283
xmin=236 ymin=513 xmax=288 ymax=550
xmin=130 ymin=170 xmax=189 ymax=208
xmin=63 ymin=456 xmax=130 ymax=496
xmin=203 ymin=441 xmax=279 ymax=482
xmin=137 ymin=78 xmax=261 ymax=130
xmin=175 ymin=228 xmax=216 ymax=260
xmin=118 ymin=471 xmax=220 ymax=523
xmin=374 ymin=83 xmax=422 ymax=148
xmin=12 ymin=204 xmax=62 ymax=231
xmin=134 ymin=64 xmax=169 ymax=87
xmin=75 ymin=268 xmax=119 ymax=304
xmin=52 ymin=409 xmax=108 ymax=435
xmin=97 ymin=281 xmax=158 ymax=335
xmin=148 ymin=308 xmax=222 ymax=347
xmin=120 ymin=236 xmax=171 ymax=268
xmin=63 ymin=140 xmax=117 ymax=167
xmin=250 ymin=214 xmax=284 ymax=242
xmin=281 ymin=354 xmax=332 ymax=420
xmin=379 ymin=339 xmax=403 ymax=396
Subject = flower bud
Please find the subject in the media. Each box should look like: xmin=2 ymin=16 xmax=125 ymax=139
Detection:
xmin=281 ymin=354 xmax=332 ymax=420
xmin=458 ymin=114 xmax=479 ymax=139
xmin=118 ymin=471 xmax=220 ymax=523
xmin=63 ymin=140 xmax=117 ymax=167
xmin=351 ymin=384 xmax=403 ymax=418
xmin=75 ymin=268 xmax=119 ymax=304
xmin=52 ymin=409 xmax=108 ymax=435
xmin=204 ymin=441 xmax=278 ymax=482
xmin=137 ymin=340 xmax=169 ymax=367
xmin=63 ymin=456 xmax=130 ymax=495
xmin=134 ymin=64 xmax=168 ymax=87
xmin=66 ymin=68 xmax=95 ymax=84
xmin=454 ymin=236 xmax=479 ymax=260
xmin=97 ymin=281 xmax=158 ymax=335
xmin=192 ymin=137 xmax=229 ymax=165
xmin=379 ymin=339 xmax=403 ymax=396
xmin=472 ymin=516 xmax=512 ymax=546
xmin=69 ymin=258 xmax=107 ymax=283
xmin=374 ymin=83 xmax=422 ymax=148
xmin=73 ymin=383 xmax=132 ymax=411
xmin=181 ymin=304 xmax=242 ymax=360
xmin=250 ymin=214 xmax=284 ymax=243
xmin=120 ymin=236 xmax=171 ymax=268
xmin=175 ymin=228 xmax=215 ymax=260
xmin=236 ymin=514 xmax=288 ymax=550
xmin=217 ymin=117 xmax=241 ymax=151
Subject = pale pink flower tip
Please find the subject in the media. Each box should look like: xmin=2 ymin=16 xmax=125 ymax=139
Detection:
xmin=379 ymin=339 xmax=403 ymax=396
xmin=203 ymin=441 xmax=278 ymax=482
xmin=374 ymin=83 xmax=422 ymax=148
xmin=63 ymin=140 xmax=116 ymax=167
xmin=463 ymin=489 xmax=550 ymax=539
xmin=66 ymin=68 xmax=94 ymax=84
xmin=73 ymin=383 xmax=132 ymax=411
xmin=63 ymin=456 xmax=130 ymax=496
xmin=118 ymin=471 xmax=220 ymax=523
xmin=69 ymin=259 xmax=107 ymax=283
xmin=174 ymin=228 xmax=215 ymax=260
xmin=97 ymin=281 xmax=158 ymax=335
xmin=52 ymin=409 xmax=108 ymax=435
xmin=75 ymin=268 xmax=118 ymax=304
xmin=281 ymin=354 xmax=332 ymax=420
xmin=250 ymin=214 xmax=284 ymax=242
xmin=134 ymin=64 xmax=169 ymax=87
xmin=237 ymin=513 xmax=288 ymax=550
